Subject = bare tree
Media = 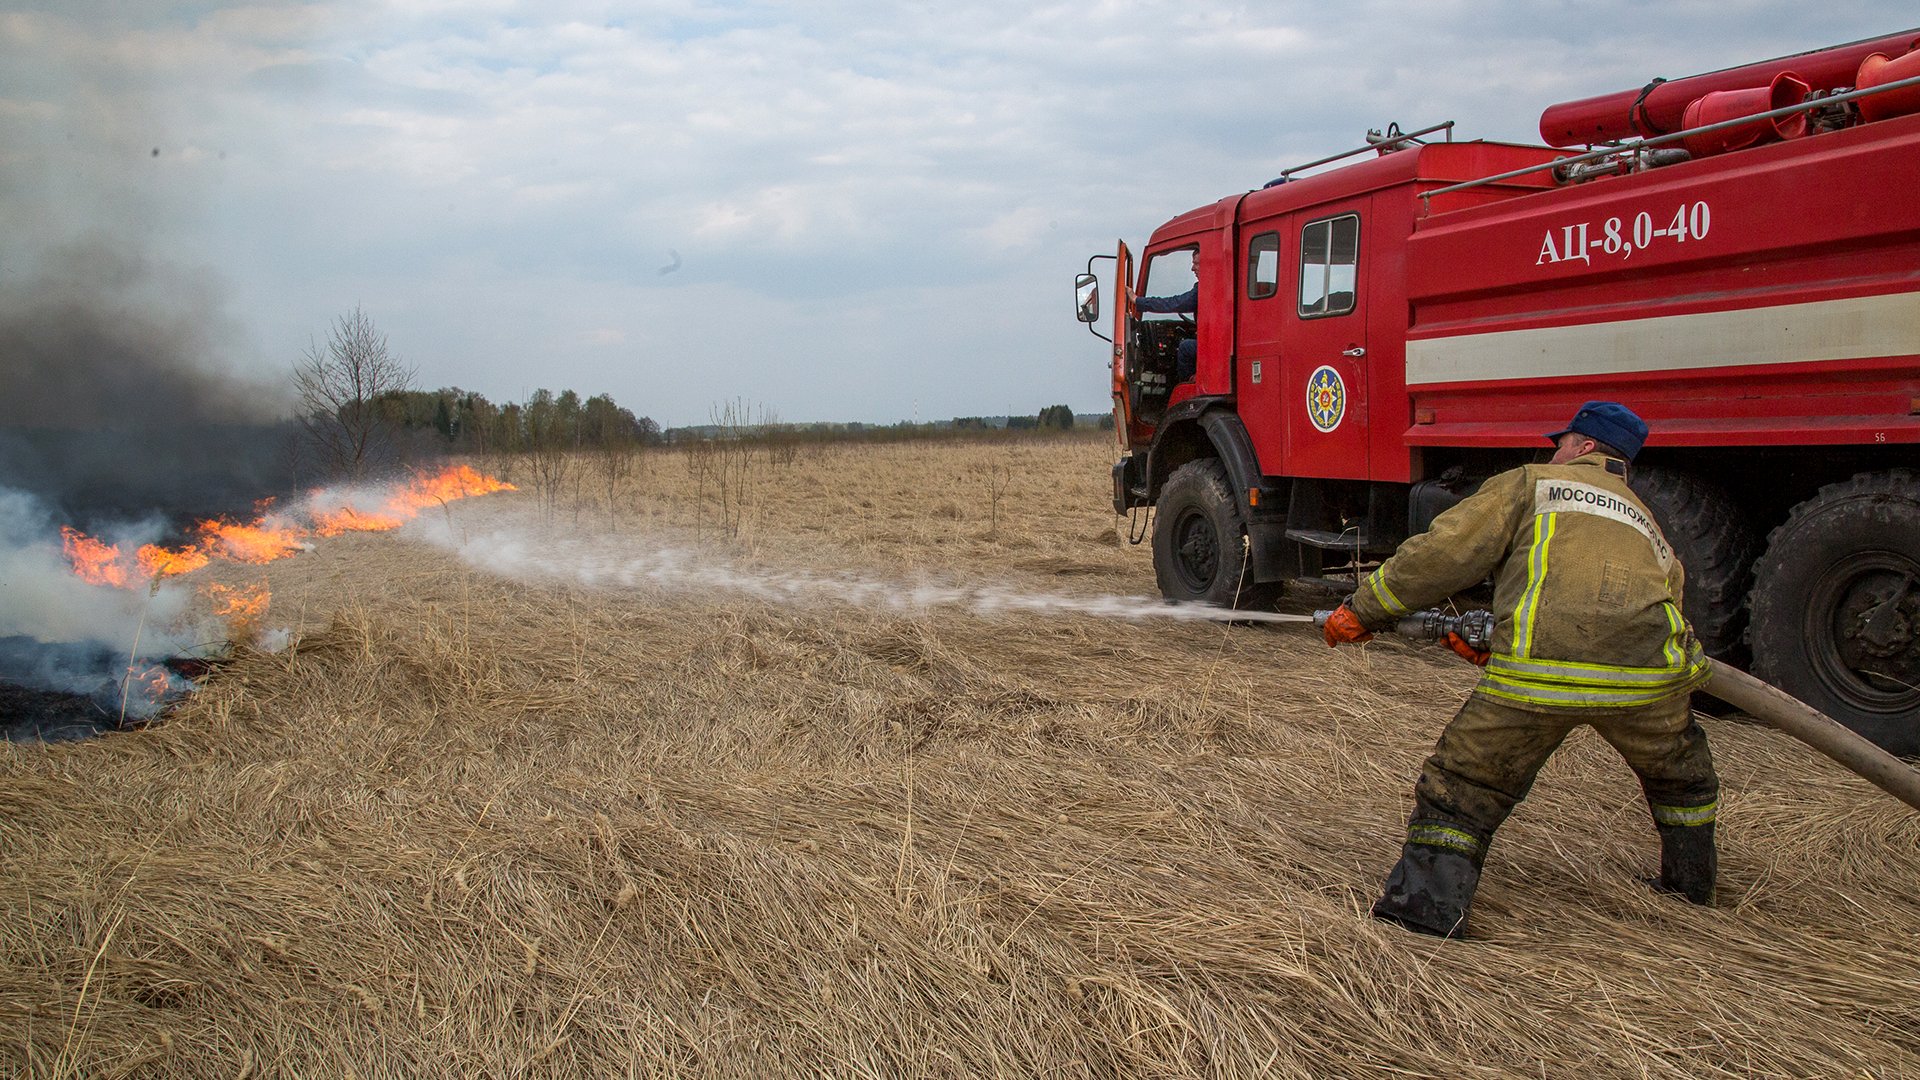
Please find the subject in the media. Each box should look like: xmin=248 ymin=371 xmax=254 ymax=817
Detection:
xmin=293 ymin=307 xmax=417 ymax=480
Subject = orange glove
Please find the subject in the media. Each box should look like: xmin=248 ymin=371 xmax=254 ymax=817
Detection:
xmin=1445 ymin=631 xmax=1490 ymax=666
xmin=1323 ymin=604 xmax=1373 ymax=647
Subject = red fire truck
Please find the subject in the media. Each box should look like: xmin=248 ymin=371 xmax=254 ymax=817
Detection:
xmin=1076 ymin=30 xmax=1920 ymax=752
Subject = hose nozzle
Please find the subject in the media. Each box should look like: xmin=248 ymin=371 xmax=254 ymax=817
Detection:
xmin=1313 ymin=607 xmax=1495 ymax=651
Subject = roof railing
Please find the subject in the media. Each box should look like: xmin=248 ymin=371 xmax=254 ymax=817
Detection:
xmin=1265 ymin=121 xmax=1455 ymax=187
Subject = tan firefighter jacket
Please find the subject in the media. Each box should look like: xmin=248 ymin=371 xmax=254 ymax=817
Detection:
xmin=1348 ymin=452 xmax=1709 ymax=709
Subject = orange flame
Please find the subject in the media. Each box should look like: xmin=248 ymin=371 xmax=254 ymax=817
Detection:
xmin=311 ymin=507 xmax=403 ymax=535
xmin=207 ymin=582 xmax=270 ymax=620
xmin=198 ymin=519 xmax=308 ymax=564
xmin=122 ymin=663 xmax=173 ymax=713
xmin=206 ymin=582 xmax=271 ymax=643
xmin=61 ymin=527 xmax=130 ymax=588
xmin=60 ymin=465 xmax=514 ymax=590
xmin=404 ymin=464 xmax=516 ymax=506
xmin=310 ymin=465 xmax=516 ymax=537
xmin=136 ymin=543 xmax=211 ymax=579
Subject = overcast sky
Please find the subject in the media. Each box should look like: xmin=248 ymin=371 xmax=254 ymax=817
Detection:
xmin=2 ymin=2 xmax=1913 ymax=427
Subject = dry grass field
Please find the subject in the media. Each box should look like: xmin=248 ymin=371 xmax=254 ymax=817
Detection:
xmin=4 ymin=432 xmax=1918 ymax=1078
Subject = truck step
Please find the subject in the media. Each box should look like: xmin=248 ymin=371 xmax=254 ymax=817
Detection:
xmin=1284 ymin=527 xmax=1368 ymax=551
xmin=1291 ymin=575 xmax=1363 ymax=595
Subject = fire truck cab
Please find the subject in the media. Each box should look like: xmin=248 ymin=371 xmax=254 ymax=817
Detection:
xmin=1077 ymin=31 xmax=1920 ymax=752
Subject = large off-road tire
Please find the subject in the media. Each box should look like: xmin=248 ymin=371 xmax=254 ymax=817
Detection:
xmin=1629 ymin=466 xmax=1759 ymax=663
xmin=1750 ymin=470 xmax=1920 ymax=756
xmin=1152 ymin=459 xmax=1277 ymax=609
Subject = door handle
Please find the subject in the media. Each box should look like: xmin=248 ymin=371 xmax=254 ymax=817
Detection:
xmin=1341 ymin=346 xmax=1366 ymax=358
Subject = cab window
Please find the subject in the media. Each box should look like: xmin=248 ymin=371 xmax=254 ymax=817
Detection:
xmin=1298 ymin=215 xmax=1359 ymax=318
xmin=1138 ymin=247 xmax=1198 ymax=321
xmin=1246 ymin=232 xmax=1280 ymax=300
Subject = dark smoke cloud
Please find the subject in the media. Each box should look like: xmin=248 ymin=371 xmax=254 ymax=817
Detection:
xmin=0 ymin=245 xmax=302 ymax=528
xmin=2 ymin=10 xmax=307 ymax=530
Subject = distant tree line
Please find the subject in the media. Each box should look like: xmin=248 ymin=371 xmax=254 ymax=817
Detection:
xmin=376 ymin=386 xmax=662 ymax=456
xmin=292 ymin=307 xmax=661 ymax=482
xmin=994 ymin=404 xmax=1077 ymax=432
xmin=691 ymin=404 xmax=1105 ymax=444
xmin=293 ymin=309 xmax=1105 ymax=487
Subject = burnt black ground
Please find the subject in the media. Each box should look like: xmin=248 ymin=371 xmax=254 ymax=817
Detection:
xmin=0 ymin=681 xmax=123 ymax=742
xmin=0 ymin=637 xmax=194 ymax=742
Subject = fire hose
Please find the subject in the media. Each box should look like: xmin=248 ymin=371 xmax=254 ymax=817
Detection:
xmin=1310 ymin=607 xmax=1920 ymax=813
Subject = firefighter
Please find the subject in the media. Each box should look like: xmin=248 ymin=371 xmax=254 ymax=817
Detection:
xmin=1323 ymin=401 xmax=1719 ymax=938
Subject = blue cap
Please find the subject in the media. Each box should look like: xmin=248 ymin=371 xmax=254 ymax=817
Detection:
xmin=1544 ymin=401 xmax=1649 ymax=461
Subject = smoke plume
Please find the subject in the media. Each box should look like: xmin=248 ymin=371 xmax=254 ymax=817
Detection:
xmin=0 ymin=245 xmax=300 ymax=528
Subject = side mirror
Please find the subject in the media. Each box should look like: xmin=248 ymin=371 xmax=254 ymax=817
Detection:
xmin=1074 ymin=273 xmax=1100 ymax=323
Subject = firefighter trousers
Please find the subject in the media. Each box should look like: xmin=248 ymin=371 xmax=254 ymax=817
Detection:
xmin=1403 ymin=690 xmax=1719 ymax=865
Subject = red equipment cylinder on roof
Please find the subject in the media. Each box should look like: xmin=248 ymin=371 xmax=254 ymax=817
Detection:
xmin=1856 ymin=48 xmax=1920 ymax=122
xmin=1680 ymin=71 xmax=1811 ymax=157
xmin=1539 ymin=28 xmax=1920 ymax=146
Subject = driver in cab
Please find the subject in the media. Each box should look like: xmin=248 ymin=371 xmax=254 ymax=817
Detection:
xmin=1136 ymin=251 xmax=1199 ymax=383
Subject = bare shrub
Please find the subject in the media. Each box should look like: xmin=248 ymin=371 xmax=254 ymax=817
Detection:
xmin=584 ymin=395 xmax=646 ymax=531
xmin=523 ymin=389 xmax=577 ymax=521
xmin=685 ymin=398 xmax=760 ymax=538
xmin=979 ymin=457 xmax=1013 ymax=534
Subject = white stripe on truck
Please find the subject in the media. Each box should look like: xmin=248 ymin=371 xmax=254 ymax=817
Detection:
xmin=1405 ymin=290 xmax=1920 ymax=386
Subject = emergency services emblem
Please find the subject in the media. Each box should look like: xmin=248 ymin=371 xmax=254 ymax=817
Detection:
xmin=1306 ymin=365 xmax=1345 ymax=433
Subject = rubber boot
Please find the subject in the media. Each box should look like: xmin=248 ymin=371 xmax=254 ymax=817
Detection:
xmin=1371 ymin=844 xmax=1482 ymax=939
xmin=1652 ymin=822 xmax=1716 ymax=905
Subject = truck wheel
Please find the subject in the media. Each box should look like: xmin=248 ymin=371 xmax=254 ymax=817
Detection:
xmin=1152 ymin=459 xmax=1276 ymax=609
xmin=1629 ymin=466 xmax=1758 ymax=663
xmin=1750 ymin=470 xmax=1920 ymax=755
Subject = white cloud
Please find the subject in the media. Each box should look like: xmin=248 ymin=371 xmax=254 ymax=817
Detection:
xmin=969 ymin=205 xmax=1056 ymax=254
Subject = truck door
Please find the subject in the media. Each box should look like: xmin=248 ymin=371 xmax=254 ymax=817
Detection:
xmin=1235 ymin=226 xmax=1287 ymax=472
xmin=1283 ymin=202 xmax=1370 ymax=480
xmin=1109 ymin=240 xmax=1138 ymax=445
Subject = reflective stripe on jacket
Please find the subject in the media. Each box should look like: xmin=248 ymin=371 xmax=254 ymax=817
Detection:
xmin=1348 ymin=454 xmax=1708 ymax=708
